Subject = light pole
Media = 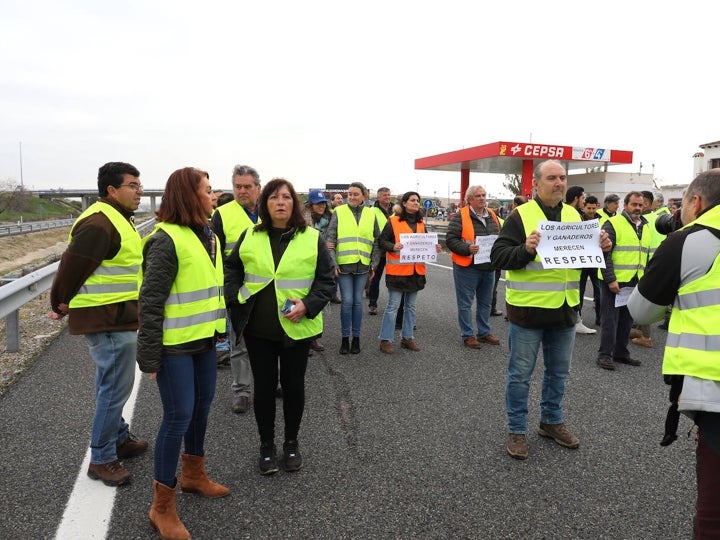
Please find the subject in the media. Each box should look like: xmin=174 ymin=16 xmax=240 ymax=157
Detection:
xmin=19 ymin=141 xmax=24 ymax=189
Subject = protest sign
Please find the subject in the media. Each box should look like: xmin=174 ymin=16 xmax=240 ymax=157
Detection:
xmin=535 ymin=220 xmax=606 ymax=269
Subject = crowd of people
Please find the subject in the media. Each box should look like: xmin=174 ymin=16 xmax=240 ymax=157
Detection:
xmin=48 ymin=159 xmax=720 ymax=539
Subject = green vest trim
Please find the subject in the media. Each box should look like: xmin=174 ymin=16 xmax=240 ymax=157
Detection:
xmin=237 ymin=227 xmax=323 ymax=340
xmin=68 ymin=201 xmax=141 ymax=308
xmin=505 ymin=201 xmax=581 ymax=308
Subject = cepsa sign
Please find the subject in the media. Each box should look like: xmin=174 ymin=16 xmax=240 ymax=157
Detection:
xmin=499 ymin=143 xmax=612 ymax=162
xmin=502 ymin=143 xmax=566 ymax=159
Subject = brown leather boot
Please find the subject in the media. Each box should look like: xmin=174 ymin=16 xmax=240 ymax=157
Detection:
xmin=180 ymin=454 xmax=230 ymax=498
xmin=149 ymin=480 xmax=190 ymax=540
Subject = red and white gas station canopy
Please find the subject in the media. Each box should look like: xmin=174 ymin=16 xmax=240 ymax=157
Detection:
xmin=415 ymin=140 xmax=633 ymax=174
xmin=415 ymin=140 xmax=633 ymax=201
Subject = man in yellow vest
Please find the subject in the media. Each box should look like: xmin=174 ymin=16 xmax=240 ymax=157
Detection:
xmin=50 ymin=162 xmax=148 ymax=486
xmin=211 ymin=164 xmax=261 ymax=414
xmin=446 ymin=184 xmax=501 ymax=349
xmin=491 ymin=160 xmax=612 ymax=460
xmin=628 ymin=169 xmax=720 ymax=539
xmin=596 ymin=191 xmax=649 ymax=370
xmin=596 ymin=193 xmax=620 ymax=224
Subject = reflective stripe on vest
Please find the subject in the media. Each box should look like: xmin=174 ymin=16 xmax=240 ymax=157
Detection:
xmin=68 ymin=201 xmax=141 ymax=308
xmin=606 ymin=214 xmax=650 ymax=282
xmin=151 ymin=223 xmax=225 ymax=346
xmin=385 ymin=216 xmax=426 ymax=276
xmin=663 ymin=205 xmax=720 ymax=380
xmin=216 ymin=201 xmax=258 ymax=257
xmin=237 ymin=227 xmax=323 ymax=340
xmin=373 ymin=206 xmax=389 ymax=231
xmin=335 ymin=205 xmax=375 ymax=265
xmin=505 ymin=201 xmax=581 ymax=308
xmin=451 ymin=206 xmax=500 ymax=267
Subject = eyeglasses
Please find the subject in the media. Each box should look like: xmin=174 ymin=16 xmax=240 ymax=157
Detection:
xmin=118 ymin=183 xmax=143 ymax=192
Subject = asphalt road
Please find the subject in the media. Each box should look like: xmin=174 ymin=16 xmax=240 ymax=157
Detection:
xmin=0 ymin=252 xmax=697 ymax=539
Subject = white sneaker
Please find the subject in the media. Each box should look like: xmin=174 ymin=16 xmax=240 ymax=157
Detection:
xmin=575 ymin=320 xmax=597 ymax=334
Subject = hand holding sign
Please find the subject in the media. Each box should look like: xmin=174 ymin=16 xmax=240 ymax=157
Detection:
xmin=535 ymin=220 xmax=606 ymax=269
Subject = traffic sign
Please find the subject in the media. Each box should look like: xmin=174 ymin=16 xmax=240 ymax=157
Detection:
xmin=423 ymin=199 xmax=434 ymax=209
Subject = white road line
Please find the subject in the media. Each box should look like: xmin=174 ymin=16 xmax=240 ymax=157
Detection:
xmin=55 ymin=365 xmax=143 ymax=540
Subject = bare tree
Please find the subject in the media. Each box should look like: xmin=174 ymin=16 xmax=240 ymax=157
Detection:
xmin=503 ymin=173 xmax=521 ymax=196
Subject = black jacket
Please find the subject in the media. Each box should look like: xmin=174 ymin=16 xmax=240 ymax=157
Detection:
xmin=224 ymin=224 xmax=335 ymax=345
xmin=377 ymin=212 xmax=427 ymax=292
xmin=490 ymin=197 xmax=578 ymax=329
xmin=446 ymin=207 xmax=500 ymax=271
xmin=137 ymin=226 xmax=224 ymax=373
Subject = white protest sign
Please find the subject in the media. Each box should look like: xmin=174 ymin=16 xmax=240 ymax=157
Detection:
xmin=399 ymin=233 xmax=438 ymax=263
xmin=474 ymin=235 xmax=498 ymax=264
xmin=535 ymin=220 xmax=606 ymax=269
xmin=614 ymin=286 xmax=634 ymax=308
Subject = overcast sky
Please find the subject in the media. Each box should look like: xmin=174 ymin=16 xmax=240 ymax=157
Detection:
xmin=1 ymin=1 xmax=718 ymax=199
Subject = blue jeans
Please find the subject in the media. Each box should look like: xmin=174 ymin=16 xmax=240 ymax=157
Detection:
xmin=452 ymin=263 xmax=495 ymax=339
xmin=154 ymin=348 xmax=217 ymax=486
xmin=338 ymin=272 xmax=368 ymax=338
xmin=379 ymin=289 xmax=417 ymax=341
xmin=84 ymin=331 xmax=137 ymax=464
xmin=506 ymin=323 xmax=575 ymax=434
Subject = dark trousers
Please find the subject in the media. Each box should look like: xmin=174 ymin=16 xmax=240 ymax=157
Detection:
xmin=245 ymin=335 xmax=309 ymax=444
xmin=597 ymin=281 xmax=634 ymax=360
xmin=579 ymin=268 xmax=601 ymax=323
xmin=491 ymin=268 xmax=501 ymax=312
xmin=367 ymin=255 xmax=386 ymax=308
xmin=696 ymin=412 xmax=720 ymax=538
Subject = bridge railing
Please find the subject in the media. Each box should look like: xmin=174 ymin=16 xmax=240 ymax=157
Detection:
xmin=1 ymin=218 xmax=156 ymax=352
xmin=0 ymin=219 xmax=76 ymax=237
xmin=2 ymin=219 xmax=443 ymax=352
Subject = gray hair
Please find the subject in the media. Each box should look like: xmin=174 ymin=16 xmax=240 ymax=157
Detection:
xmin=465 ymin=185 xmax=486 ymax=203
xmin=654 ymin=192 xmax=664 ymax=203
xmin=232 ymin=164 xmax=260 ymax=185
xmin=686 ymin=169 xmax=720 ymax=206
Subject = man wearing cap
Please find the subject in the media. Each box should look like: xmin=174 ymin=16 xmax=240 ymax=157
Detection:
xmin=211 ymin=164 xmax=261 ymax=414
xmin=367 ymin=187 xmax=393 ymax=315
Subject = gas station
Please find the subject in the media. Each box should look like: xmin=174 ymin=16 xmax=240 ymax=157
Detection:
xmin=415 ymin=140 xmax=634 ymax=205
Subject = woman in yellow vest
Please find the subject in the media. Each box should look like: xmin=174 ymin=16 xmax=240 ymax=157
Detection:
xmin=326 ymin=181 xmax=382 ymax=354
xmin=138 ymin=168 xmax=229 ymax=540
xmin=224 ymin=178 xmax=335 ymax=475
xmin=378 ymin=191 xmax=441 ymax=353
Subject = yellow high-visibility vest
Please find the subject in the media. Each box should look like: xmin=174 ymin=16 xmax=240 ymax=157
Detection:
xmin=216 ymin=201 xmax=259 ymax=257
xmin=237 ymin=227 xmax=323 ymax=340
xmin=68 ymin=201 xmax=141 ymax=308
xmin=505 ymin=201 xmax=581 ymax=308
xmin=335 ymin=205 xmax=375 ymax=266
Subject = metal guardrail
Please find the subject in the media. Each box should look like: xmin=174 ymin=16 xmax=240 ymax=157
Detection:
xmin=0 ymin=218 xmax=76 ymax=237
xmin=1 ymin=218 xmax=440 ymax=352
xmin=1 ymin=218 xmax=156 ymax=352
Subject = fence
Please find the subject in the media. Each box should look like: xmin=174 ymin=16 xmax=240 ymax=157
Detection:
xmin=1 ymin=218 xmax=156 ymax=352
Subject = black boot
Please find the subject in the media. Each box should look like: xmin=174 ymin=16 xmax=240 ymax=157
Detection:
xmin=339 ymin=337 xmax=350 ymax=355
xmin=350 ymin=337 xmax=360 ymax=354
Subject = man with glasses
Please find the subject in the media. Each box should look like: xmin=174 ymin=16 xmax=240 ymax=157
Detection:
xmin=446 ymin=184 xmax=502 ymax=349
xmin=211 ymin=165 xmax=261 ymax=414
xmin=50 ymin=162 xmax=148 ymax=486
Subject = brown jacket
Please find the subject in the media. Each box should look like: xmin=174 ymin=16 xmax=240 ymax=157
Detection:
xmin=50 ymin=198 xmax=139 ymax=334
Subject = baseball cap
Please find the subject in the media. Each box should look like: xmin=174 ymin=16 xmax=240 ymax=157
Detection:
xmin=308 ymin=189 xmax=328 ymax=204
